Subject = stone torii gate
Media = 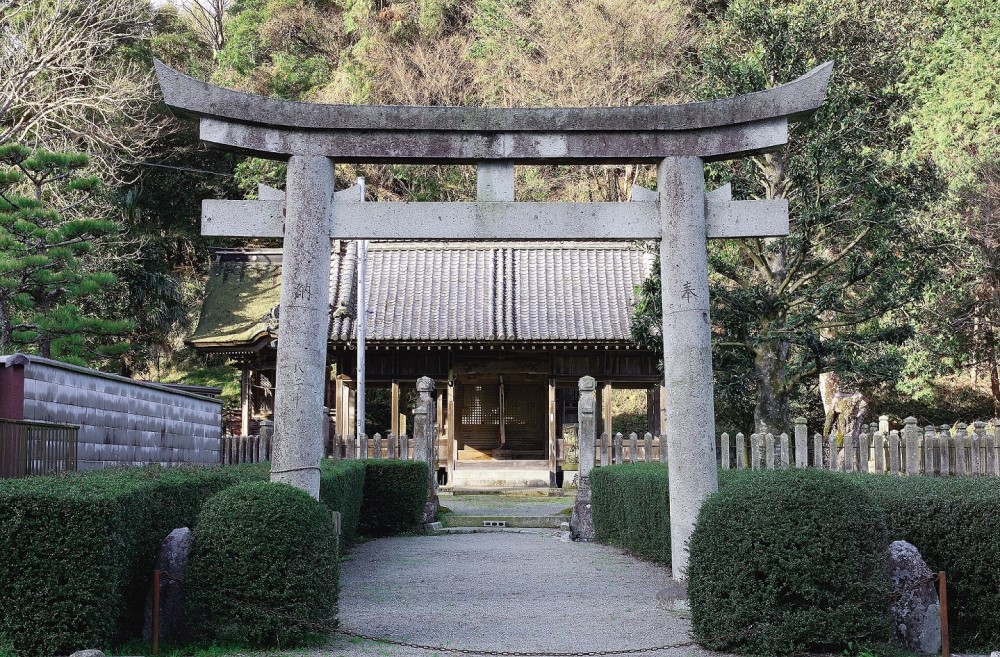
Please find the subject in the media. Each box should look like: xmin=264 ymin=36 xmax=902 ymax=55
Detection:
xmin=156 ymin=61 xmax=832 ymax=578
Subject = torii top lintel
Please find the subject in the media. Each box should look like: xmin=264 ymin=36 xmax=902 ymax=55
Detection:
xmin=155 ymin=60 xmax=832 ymax=164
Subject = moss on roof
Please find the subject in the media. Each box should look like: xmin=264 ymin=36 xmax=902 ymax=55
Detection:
xmin=189 ymin=261 xmax=281 ymax=347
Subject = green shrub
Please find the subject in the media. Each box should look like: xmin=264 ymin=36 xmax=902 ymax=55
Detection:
xmin=591 ymin=463 xmax=670 ymax=564
xmin=185 ymin=482 xmax=339 ymax=648
xmin=854 ymin=474 xmax=1000 ymax=651
xmin=319 ymin=460 xmax=365 ymax=546
xmin=0 ymin=465 xmax=256 ymax=657
xmin=358 ymin=460 xmax=428 ymax=537
xmin=688 ymin=469 xmax=890 ymax=656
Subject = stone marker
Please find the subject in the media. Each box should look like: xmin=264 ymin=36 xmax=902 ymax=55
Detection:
xmin=69 ymin=651 xmax=105 ymax=657
xmin=571 ymin=376 xmax=596 ymax=541
xmin=143 ymin=527 xmax=192 ymax=642
xmin=414 ymin=377 xmax=440 ymax=524
xmin=887 ymin=540 xmax=940 ymax=654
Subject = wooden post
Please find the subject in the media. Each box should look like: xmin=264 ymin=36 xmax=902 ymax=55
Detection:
xmin=390 ymin=379 xmax=400 ymax=439
xmin=987 ymin=420 xmax=998 ymax=476
xmin=447 ymin=380 xmax=457 ymax=484
xmin=939 ymin=571 xmax=949 ymax=657
xmin=151 ymin=569 xmax=160 ymax=656
xmin=548 ymin=379 xmax=557 ymax=487
xmin=658 ymin=383 xmax=667 ymax=440
xmin=601 ymin=381 xmax=613 ymax=439
xmin=436 ymin=383 xmax=444 ymax=471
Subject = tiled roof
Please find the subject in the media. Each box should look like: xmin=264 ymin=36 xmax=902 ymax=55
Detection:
xmin=190 ymin=242 xmax=654 ymax=347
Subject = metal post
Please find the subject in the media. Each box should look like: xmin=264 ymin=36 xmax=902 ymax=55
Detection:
xmin=356 ymin=177 xmax=367 ymax=440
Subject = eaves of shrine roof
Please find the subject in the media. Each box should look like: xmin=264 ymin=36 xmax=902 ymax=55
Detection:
xmin=187 ymin=241 xmax=655 ymax=350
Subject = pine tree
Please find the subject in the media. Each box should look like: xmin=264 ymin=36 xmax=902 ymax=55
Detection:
xmin=0 ymin=145 xmax=133 ymax=364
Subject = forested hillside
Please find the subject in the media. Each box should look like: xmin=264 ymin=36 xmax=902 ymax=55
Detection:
xmin=1 ymin=0 xmax=997 ymax=429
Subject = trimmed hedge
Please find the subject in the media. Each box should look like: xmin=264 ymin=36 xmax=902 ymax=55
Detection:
xmin=0 ymin=465 xmax=253 ymax=657
xmin=854 ymin=474 xmax=1000 ymax=650
xmin=319 ymin=460 xmax=365 ymax=546
xmin=358 ymin=460 xmax=429 ymax=536
xmin=185 ymin=482 xmax=339 ymax=647
xmin=591 ymin=463 xmax=670 ymax=564
xmin=688 ymin=469 xmax=890 ymax=656
xmin=0 ymin=460 xmax=370 ymax=657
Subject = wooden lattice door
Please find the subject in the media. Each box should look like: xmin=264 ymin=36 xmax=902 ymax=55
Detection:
xmin=457 ymin=381 xmax=546 ymax=458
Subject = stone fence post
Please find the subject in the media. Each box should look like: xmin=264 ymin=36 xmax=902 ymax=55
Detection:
xmin=794 ymin=417 xmax=808 ymax=468
xmin=259 ymin=419 xmax=274 ymax=462
xmin=413 ymin=376 xmax=439 ymax=524
xmin=571 ymin=376 xmax=596 ymax=540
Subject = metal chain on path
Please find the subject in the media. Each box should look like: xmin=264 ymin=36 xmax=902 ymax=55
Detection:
xmin=157 ymin=570 xmax=942 ymax=657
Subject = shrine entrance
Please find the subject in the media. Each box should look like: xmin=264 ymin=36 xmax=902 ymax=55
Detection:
xmin=456 ymin=378 xmax=547 ymax=460
xmin=156 ymin=58 xmax=832 ymax=579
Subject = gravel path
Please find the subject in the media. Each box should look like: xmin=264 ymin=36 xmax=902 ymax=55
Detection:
xmin=311 ymin=530 xmax=722 ymax=657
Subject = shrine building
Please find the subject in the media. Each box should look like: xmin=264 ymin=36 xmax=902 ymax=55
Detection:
xmin=189 ymin=239 xmax=663 ymax=487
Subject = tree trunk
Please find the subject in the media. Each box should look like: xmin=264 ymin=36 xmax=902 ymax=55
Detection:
xmin=0 ymin=301 xmax=11 ymax=354
xmin=985 ymin=315 xmax=1000 ymax=415
xmin=754 ymin=338 xmax=791 ymax=433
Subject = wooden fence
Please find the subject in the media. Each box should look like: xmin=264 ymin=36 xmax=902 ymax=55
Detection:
xmin=0 ymin=418 xmax=78 ymax=478
xmin=590 ymin=432 xmax=666 ymax=466
xmin=720 ymin=417 xmax=1000 ymax=476
xmin=328 ymin=432 xmax=417 ymax=460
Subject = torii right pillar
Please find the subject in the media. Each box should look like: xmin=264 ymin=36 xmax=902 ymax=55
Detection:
xmin=658 ymin=156 xmax=717 ymax=581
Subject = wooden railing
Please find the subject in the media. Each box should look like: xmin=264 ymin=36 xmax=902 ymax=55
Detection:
xmin=328 ymin=432 xmax=413 ymax=460
xmin=0 ymin=419 xmax=78 ymax=478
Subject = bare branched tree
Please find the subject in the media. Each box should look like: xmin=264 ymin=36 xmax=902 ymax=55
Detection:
xmin=182 ymin=0 xmax=230 ymax=54
xmin=0 ymin=0 xmax=165 ymax=181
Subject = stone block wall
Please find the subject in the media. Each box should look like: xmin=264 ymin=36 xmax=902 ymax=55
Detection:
xmin=1 ymin=354 xmax=221 ymax=470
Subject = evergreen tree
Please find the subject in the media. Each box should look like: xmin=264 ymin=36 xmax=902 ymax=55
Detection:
xmin=0 ymin=145 xmax=132 ymax=364
xmin=631 ymin=0 xmax=945 ymax=433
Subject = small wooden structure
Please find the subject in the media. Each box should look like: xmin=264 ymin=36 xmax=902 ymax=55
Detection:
xmin=189 ymin=241 xmax=665 ymax=486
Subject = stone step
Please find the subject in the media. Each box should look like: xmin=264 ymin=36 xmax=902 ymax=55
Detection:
xmin=441 ymin=515 xmax=568 ymax=529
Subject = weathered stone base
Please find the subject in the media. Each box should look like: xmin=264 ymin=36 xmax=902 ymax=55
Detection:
xmin=143 ymin=527 xmax=192 ymax=642
xmin=570 ymin=477 xmax=594 ymax=541
xmin=422 ymin=492 xmax=440 ymax=524
xmin=888 ymin=540 xmax=940 ymax=654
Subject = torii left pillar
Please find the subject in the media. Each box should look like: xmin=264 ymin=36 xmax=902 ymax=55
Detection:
xmin=269 ymin=156 xmax=335 ymax=498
